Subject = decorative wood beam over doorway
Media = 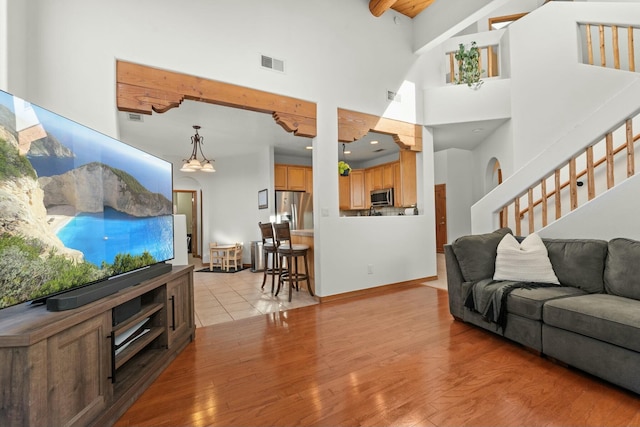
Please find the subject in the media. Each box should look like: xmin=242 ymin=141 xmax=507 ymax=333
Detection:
xmin=337 ymin=108 xmax=422 ymax=152
xmin=115 ymin=60 xmax=317 ymax=138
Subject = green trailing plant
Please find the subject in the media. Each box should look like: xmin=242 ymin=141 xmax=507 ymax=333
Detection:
xmin=338 ymin=160 xmax=351 ymax=176
xmin=454 ymin=41 xmax=484 ymax=89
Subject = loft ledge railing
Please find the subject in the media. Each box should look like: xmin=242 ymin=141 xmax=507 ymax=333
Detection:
xmin=445 ymin=44 xmax=500 ymax=84
xmin=499 ymin=113 xmax=640 ymax=235
xmin=579 ymin=22 xmax=639 ymax=72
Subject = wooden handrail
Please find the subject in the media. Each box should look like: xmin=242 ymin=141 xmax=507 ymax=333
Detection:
xmin=518 ymin=133 xmax=640 ymax=218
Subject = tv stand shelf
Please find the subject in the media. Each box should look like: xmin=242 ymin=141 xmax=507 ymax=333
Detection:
xmin=0 ymin=264 xmax=195 ymax=427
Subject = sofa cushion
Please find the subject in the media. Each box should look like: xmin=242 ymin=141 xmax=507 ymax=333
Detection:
xmin=507 ymin=286 xmax=586 ymax=321
xmin=604 ymin=238 xmax=640 ymax=300
xmin=543 ymin=294 xmax=640 ymax=353
xmin=452 ymin=228 xmax=512 ymax=282
xmin=494 ymin=233 xmax=559 ymax=284
xmin=543 ymin=239 xmax=608 ymax=293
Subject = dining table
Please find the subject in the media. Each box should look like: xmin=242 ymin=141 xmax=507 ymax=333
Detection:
xmin=209 ymin=243 xmax=236 ymax=272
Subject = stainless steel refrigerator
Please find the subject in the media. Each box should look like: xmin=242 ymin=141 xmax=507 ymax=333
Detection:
xmin=275 ymin=191 xmax=313 ymax=230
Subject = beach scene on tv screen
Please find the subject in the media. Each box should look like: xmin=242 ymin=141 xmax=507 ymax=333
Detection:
xmin=0 ymin=90 xmax=174 ymax=309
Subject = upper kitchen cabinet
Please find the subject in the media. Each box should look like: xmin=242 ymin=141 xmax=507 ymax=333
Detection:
xmin=305 ymin=167 xmax=313 ymax=194
xmin=339 ymin=170 xmax=366 ymax=210
xmin=396 ymin=151 xmax=417 ymax=207
xmin=275 ymin=164 xmax=311 ymax=192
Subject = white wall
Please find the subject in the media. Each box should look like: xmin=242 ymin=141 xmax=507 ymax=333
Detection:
xmin=0 ymin=0 xmax=27 ymax=96
xmin=539 ymin=173 xmax=640 ymax=241
xmin=470 ymin=2 xmax=640 ymax=234
xmin=434 ymin=148 xmax=474 ymax=242
xmin=13 ymin=0 xmax=437 ymax=296
xmin=413 ymin=0 xmax=511 ymax=53
xmin=509 ymin=2 xmax=640 ymax=168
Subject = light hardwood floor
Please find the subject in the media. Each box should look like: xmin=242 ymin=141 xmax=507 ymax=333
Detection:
xmin=115 ymin=270 xmax=640 ymax=426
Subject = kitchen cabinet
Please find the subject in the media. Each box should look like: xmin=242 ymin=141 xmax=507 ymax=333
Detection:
xmin=383 ymin=163 xmax=395 ymax=189
xmin=339 ymin=170 xmax=365 ymax=210
xmin=274 ymin=164 xmax=311 ymax=192
xmin=339 ymin=175 xmax=351 ymax=210
xmin=350 ymin=170 xmax=366 ymax=209
xmin=274 ymin=164 xmax=287 ymax=190
xmin=372 ymin=166 xmax=383 ymax=190
xmin=396 ymin=150 xmax=417 ymax=207
xmin=287 ymin=166 xmax=307 ymax=191
xmin=305 ymin=167 xmax=313 ymax=194
xmin=394 ymin=162 xmax=403 ymax=207
xmin=365 ymin=169 xmax=373 ymax=208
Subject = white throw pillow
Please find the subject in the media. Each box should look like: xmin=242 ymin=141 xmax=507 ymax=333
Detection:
xmin=493 ymin=233 xmax=560 ymax=284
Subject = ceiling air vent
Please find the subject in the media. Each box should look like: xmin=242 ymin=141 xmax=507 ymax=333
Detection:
xmin=387 ymin=90 xmax=402 ymax=103
xmin=373 ymin=148 xmax=385 ymax=153
xmin=261 ymin=54 xmax=285 ymax=73
xmin=127 ymin=113 xmax=144 ymax=122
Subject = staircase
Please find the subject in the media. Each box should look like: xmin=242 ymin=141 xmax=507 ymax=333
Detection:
xmin=464 ymin=2 xmax=640 ymax=239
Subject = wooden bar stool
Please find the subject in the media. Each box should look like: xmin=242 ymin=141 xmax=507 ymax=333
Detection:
xmin=258 ymin=222 xmax=278 ymax=293
xmin=273 ymin=221 xmax=313 ymax=302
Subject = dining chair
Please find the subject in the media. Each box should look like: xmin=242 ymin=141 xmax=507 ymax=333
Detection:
xmin=226 ymin=243 xmax=243 ymax=271
xmin=209 ymin=242 xmax=225 ymax=271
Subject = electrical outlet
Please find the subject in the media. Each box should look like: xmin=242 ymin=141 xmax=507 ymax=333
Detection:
xmin=367 ymin=264 xmax=373 ymax=274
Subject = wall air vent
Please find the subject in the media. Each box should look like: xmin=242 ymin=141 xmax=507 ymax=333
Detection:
xmin=261 ymin=54 xmax=285 ymax=73
xmin=387 ymin=90 xmax=402 ymax=103
xmin=127 ymin=113 xmax=144 ymax=122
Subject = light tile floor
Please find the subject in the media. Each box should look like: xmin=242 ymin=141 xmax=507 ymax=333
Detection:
xmin=423 ymin=253 xmax=447 ymax=290
xmin=192 ymin=263 xmax=318 ymax=328
xmin=191 ymin=253 xmax=447 ymax=328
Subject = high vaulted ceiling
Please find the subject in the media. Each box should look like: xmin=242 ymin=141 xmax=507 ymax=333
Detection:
xmin=369 ymin=0 xmax=435 ymax=18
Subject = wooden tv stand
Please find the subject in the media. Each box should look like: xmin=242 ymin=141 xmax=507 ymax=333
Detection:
xmin=0 ymin=264 xmax=195 ymax=427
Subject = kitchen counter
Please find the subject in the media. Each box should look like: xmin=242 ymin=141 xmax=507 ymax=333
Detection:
xmin=290 ymin=229 xmax=314 ymax=237
xmin=289 ymin=229 xmax=315 ymax=295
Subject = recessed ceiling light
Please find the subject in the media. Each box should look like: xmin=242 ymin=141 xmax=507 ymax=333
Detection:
xmin=472 ymin=128 xmax=484 ymax=133
xmin=344 ymin=149 xmax=352 ymax=154
xmin=370 ymin=140 xmax=379 ymax=145
xmin=305 ymin=145 xmax=313 ymax=150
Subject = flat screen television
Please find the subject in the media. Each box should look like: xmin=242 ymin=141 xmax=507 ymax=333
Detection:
xmin=0 ymin=90 xmax=174 ymax=311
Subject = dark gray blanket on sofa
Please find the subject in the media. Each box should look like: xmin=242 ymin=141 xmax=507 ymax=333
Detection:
xmin=464 ymin=280 xmax=560 ymax=328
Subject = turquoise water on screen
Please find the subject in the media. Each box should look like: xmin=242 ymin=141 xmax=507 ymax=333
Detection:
xmin=57 ymin=208 xmax=174 ymax=266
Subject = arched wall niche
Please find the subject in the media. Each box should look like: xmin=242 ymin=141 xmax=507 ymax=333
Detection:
xmin=485 ymin=157 xmax=503 ymax=194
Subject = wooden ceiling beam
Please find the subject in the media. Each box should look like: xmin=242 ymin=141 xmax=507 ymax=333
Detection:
xmin=369 ymin=0 xmax=398 ymax=17
xmin=338 ymin=108 xmax=422 ymax=152
xmin=116 ymin=60 xmax=316 ymax=138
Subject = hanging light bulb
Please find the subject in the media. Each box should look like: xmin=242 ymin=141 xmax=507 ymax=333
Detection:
xmin=180 ymin=125 xmax=215 ymax=173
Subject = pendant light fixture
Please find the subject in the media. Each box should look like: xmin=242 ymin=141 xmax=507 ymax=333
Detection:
xmin=180 ymin=125 xmax=215 ymax=172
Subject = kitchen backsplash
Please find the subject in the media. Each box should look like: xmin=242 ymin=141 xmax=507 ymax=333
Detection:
xmin=340 ymin=206 xmax=418 ymax=217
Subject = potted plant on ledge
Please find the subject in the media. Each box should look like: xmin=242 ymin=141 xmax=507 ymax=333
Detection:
xmin=454 ymin=41 xmax=484 ymax=89
xmin=338 ymin=160 xmax=351 ymax=176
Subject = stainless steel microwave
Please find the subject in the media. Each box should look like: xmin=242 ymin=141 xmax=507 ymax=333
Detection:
xmin=371 ymin=188 xmax=394 ymax=207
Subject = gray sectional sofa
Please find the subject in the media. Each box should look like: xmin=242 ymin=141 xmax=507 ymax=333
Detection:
xmin=445 ymin=227 xmax=640 ymax=395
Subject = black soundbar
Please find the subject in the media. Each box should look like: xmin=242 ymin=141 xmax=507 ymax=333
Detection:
xmin=46 ymin=263 xmax=173 ymax=312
